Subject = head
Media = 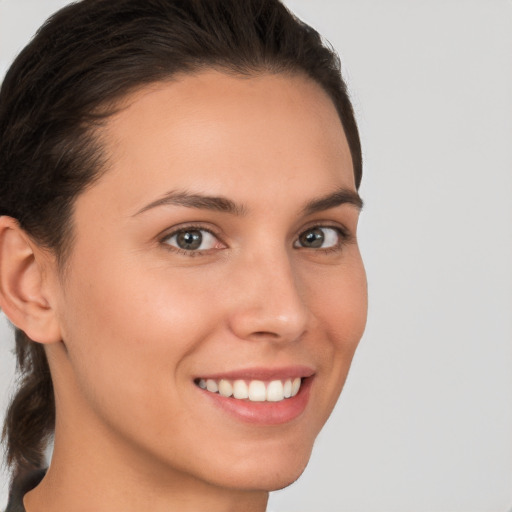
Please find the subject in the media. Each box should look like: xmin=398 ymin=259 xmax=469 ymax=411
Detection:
xmin=0 ymin=0 xmax=365 ymax=495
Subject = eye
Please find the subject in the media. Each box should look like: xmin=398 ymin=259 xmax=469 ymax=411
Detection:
xmin=163 ymin=228 xmax=220 ymax=252
xmin=294 ymin=226 xmax=343 ymax=249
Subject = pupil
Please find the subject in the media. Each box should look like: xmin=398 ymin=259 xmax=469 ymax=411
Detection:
xmin=177 ymin=230 xmax=202 ymax=250
xmin=301 ymin=228 xmax=324 ymax=248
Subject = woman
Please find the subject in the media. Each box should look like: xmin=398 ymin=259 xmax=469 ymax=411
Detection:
xmin=0 ymin=0 xmax=367 ymax=510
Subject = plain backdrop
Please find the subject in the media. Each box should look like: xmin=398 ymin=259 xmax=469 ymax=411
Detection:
xmin=1 ymin=1 xmax=511 ymax=511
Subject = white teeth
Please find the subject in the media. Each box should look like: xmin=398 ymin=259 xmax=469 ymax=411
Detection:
xmin=283 ymin=379 xmax=292 ymax=398
xmin=218 ymin=379 xmax=233 ymax=397
xmin=266 ymin=380 xmax=284 ymax=402
xmin=198 ymin=377 xmax=303 ymax=402
xmin=233 ymin=380 xmax=249 ymax=399
xmin=248 ymin=380 xmax=267 ymax=402
xmin=206 ymin=379 xmax=218 ymax=393
xmin=291 ymin=377 xmax=301 ymax=397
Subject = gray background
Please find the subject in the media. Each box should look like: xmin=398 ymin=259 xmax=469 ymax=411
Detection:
xmin=1 ymin=1 xmax=511 ymax=510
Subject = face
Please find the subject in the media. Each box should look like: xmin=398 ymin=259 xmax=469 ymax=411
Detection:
xmin=48 ymin=71 xmax=367 ymax=492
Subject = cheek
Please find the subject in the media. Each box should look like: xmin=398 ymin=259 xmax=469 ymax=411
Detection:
xmin=304 ymin=256 xmax=367 ymax=409
xmin=309 ymin=255 xmax=368 ymax=349
xmin=57 ymin=252 xmax=219 ymax=417
xmin=64 ymin=247 xmax=216 ymax=339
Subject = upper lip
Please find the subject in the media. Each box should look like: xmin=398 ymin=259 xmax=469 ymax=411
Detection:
xmin=195 ymin=365 xmax=315 ymax=381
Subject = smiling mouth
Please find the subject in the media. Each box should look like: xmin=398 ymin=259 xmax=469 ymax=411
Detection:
xmin=194 ymin=377 xmax=302 ymax=403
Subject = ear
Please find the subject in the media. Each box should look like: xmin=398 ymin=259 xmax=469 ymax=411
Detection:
xmin=0 ymin=216 xmax=62 ymax=344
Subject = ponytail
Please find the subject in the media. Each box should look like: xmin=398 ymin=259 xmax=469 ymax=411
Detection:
xmin=2 ymin=328 xmax=54 ymax=481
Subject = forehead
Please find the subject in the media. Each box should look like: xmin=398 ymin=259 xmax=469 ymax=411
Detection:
xmin=89 ymin=71 xmax=355 ymax=213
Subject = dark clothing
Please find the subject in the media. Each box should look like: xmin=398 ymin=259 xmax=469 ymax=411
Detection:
xmin=5 ymin=470 xmax=46 ymax=512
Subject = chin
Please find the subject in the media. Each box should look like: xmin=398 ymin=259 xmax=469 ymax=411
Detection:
xmin=265 ymin=463 xmax=309 ymax=492
xmin=220 ymin=465 xmax=309 ymax=493
xmin=212 ymin=442 xmax=314 ymax=493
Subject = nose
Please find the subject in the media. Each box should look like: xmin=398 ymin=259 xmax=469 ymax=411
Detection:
xmin=226 ymin=250 xmax=311 ymax=343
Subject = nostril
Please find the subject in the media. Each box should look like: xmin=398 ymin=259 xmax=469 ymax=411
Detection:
xmin=252 ymin=331 xmax=279 ymax=338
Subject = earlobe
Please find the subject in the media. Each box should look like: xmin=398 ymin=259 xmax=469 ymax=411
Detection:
xmin=0 ymin=216 xmax=61 ymax=344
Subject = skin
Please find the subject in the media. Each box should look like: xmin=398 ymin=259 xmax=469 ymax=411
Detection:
xmin=7 ymin=71 xmax=367 ymax=511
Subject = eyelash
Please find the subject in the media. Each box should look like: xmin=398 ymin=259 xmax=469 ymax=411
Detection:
xmin=293 ymin=224 xmax=351 ymax=254
xmin=159 ymin=223 xmax=352 ymax=257
xmin=160 ymin=224 xmax=223 ymax=257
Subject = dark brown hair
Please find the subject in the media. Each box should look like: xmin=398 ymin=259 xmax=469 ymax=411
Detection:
xmin=0 ymin=0 xmax=362 ymax=482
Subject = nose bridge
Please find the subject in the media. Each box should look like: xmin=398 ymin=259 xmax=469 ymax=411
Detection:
xmin=227 ymin=244 xmax=310 ymax=342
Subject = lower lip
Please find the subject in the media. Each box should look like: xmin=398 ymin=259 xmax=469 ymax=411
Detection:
xmin=198 ymin=377 xmax=313 ymax=425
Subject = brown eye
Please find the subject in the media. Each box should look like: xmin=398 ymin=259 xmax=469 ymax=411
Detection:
xmin=177 ymin=230 xmax=203 ymax=250
xmin=164 ymin=228 xmax=217 ymax=251
xmin=295 ymin=227 xmax=341 ymax=249
xmin=298 ymin=227 xmax=324 ymax=248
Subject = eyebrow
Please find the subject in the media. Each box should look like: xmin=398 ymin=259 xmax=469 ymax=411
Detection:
xmin=134 ymin=190 xmax=247 ymax=217
xmin=301 ymin=188 xmax=363 ymax=215
xmin=133 ymin=187 xmax=363 ymax=217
